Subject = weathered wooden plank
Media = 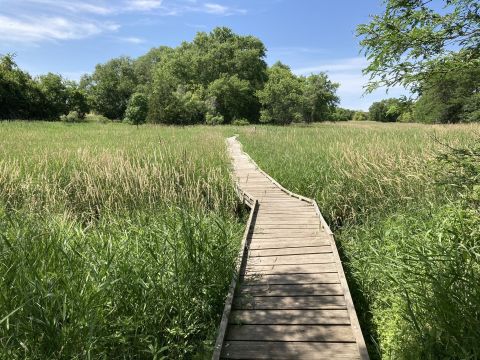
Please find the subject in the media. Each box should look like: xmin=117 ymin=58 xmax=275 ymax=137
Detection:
xmin=255 ymin=224 xmax=320 ymax=229
xmin=255 ymin=218 xmax=320 ymax=223
xmin=234 ymin=295 xmax=347 ymax=310
xmin=247 ymin=253 xmax=334 ymax=266
xmin=239 ymin=283 xmax=343 ymax=296
xmin=229 ymin=309 xmax=351 ymax=325
xmin=212 ymin=201 xmax=259 ymax=360
xmin=226 ymin=324 xmax=355 ymax=342
xmin=249 ymin=245 xmax=331 ymax=257
xmin=248 ymin=240 xmax=331 ymax=249
xmin=250 ymin=231 xmax=323 ymax=238
xmin=245 ymin=262 xmax=337 ymax=275
xmin=242 ymin=272 xmax=340 ymax=285
xmin=221 ymin=341 xmax=360 ymax=359
xmin=255 ymin=215 xmax=319 ymax=219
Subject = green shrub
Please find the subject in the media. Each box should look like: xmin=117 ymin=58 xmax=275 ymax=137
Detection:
xmin=205 ymin=113 xmax=224 ymax=125
xmin=60 ymin=110 xmax=85 ymax=123
xmin=329 ymin=107 xmax=355 ymax=121
xmin=232 ymin=118 xmax=250 ymax=126
xmin=124 ymin=92 xmax=148 ymax=126
xmin=352 ymin=111 xmax=368 ymax=121
xmin=85 ymin=113 xmax=111 ymax=123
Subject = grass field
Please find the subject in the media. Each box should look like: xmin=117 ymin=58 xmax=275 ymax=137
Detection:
xmin=239 ymin=122 xmax=480 ymax=359
xmin=0 ymin=122 xmax=244 ymax=359
xmin=1 ymin=121 xmax=479 ymax=359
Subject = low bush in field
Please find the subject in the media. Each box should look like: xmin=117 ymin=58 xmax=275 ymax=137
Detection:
xmin=232 ymin=118 xmax=250 ymax=126
xmin=60 ymin=111 xmax=85 ymax=123
xmin=85 ymin=113 xmax=111 ymax=123
xmin=205 ymin=113 xmax=224 ymax=125
xmin=0 ymin=123 xmax=242 ymax=359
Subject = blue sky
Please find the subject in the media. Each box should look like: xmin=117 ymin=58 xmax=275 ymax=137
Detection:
xmin=0 ymin=0 xmax=407 ymax=110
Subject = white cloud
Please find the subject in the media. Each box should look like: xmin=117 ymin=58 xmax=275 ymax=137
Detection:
xmin=292 ymin=57 xmax=408 ymax=110
xmin=23 ymin=0 xmax=114 ymax=15
xmin=202 ymin=3 xmax=246 ymax=15
xmin=0 ymin=15 xmax=119 ymax=43
xmin=125 ymin=0 xmax=164 ymax=11
xmin=203 ymin=3 xmax=228 ymax=14
xmin=118 ymin=36 xmax=146 ymax=44
xmin=0 ymin=0 xmax=246 ymax=45
xmin=293 ymin=57 xmax=368 ymax=75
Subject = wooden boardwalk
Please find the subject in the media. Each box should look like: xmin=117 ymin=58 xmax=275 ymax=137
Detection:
xmin=212 ymin=136 xmax=369 ymax=360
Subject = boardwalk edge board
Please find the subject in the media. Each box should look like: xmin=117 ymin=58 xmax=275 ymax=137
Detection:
xmin=212 ymin=197 xmax=258 ymax=359
xmin=212 ymin=136 xmax=369 ymax=360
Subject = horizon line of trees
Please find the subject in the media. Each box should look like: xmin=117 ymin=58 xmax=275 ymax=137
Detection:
xmin=2 ymin=27 xmax=479 ymax=125
xmin=1 ymin=27 xmax=343 ymax=125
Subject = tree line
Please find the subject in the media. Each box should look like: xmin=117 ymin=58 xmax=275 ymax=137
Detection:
xmin=1 ymin=27 xmax=341 ymax=125
xmin=0 ymin=55 xmax=88 ymax=120
xmin=366 ymin=64 xmax=480 ymax=124
xmin=2 ymin=20 xmax=478 ymax=125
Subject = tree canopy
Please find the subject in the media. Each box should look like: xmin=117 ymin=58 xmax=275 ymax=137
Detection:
xmin=0 ymin=54 xmax=88 ymax=120
xmin=257 ymin=62 xmax=304 ymax=124
xmin=2 ymin=28 xmax=344 ymax=124
xmin=357 ymin=0 xmax=480 ymax=92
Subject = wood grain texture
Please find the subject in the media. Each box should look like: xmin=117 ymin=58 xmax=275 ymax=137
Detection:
xmin=212 ymin=137 xmax=369 ymax=360
xmin=221 ymin=341 xmax=360 ymax=359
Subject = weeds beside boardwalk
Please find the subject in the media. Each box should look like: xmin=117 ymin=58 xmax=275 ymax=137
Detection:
xmin=239 ymin=122 xmax=480 ymax=359
xmin=0 ymin=122 xmax=244 ymax=359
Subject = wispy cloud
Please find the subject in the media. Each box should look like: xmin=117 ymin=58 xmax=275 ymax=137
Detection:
xmin=124 ymin=0 xmax=164 ymax=11
xmin=202 ymin=3 xmax=246 ymax=15
xmin=26 ymin=0 xmax=114 ymax=15
xmin=269 ymin=46 xmax=329 ymax=56
xmin=118 ymin=36 xmax=147 ymax=44
xmin=0 ymin=0 xmax=247 ymax=45
xmin=0 ymin=15 xmax=119 ymax=43
xmin=293 ymin=57 xmax=368 ymax=75
xmin=292 ymin=56 xmax=407 ymax=110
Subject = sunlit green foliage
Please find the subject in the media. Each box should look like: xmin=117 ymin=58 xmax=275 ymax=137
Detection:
xmin=0 ymin=55 xmax=88 ymax=120
xmin=81 ymin=56 xmax=137 ymax=120
xmin=124 ymin=92 xmax=148 ymax=126
xmin=357 ymin=0 xmax=480 ymax=92
xmin=239 ymin=123 xmax=480 ymax=359
xmin=0 ymin=123 xmax=243 ymax=359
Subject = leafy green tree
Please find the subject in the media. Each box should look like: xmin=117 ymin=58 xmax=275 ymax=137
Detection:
xmin=65 ymin=81 xmax=89 ymax=116
xmin=189 ymin=27 xmax=267 ymax=89
xmin=36 ymin=73 xmax=69 ymax=118
xmin=148 ymin=27 xmax=267 ymax=124
xmin=329 ymin=108 xmax=355 ymax=121
xmin=357 ymin=0 xmax=480 ymax=92
xmin=134 ymin=46 xmax=173 ymax=86
xmin=0 ymin=54 xmax=44 ymax=119
xmin=463 ymin=93 xmax=480 ymax=122
xmin=353 ymin=111 xmax=368 ymax=121
xmin=414 ymin=65 xmax=480 ymax=123
xmin=207 ymin=74 xmax=254 ymax=123
xmin=257 ymin=62 xmax=303 ymax=124
xmin=124 ymin=93 xmax=148 ymax=127
xmin=301 ymin=73 xmax=339 ymax=122
xmin=86 ymin=57 xmax=137 ymax=119
xmin=369 ymin=98 xmax=403 ymax=122
xmin=148 ymin=70 xmax=206 ymax=125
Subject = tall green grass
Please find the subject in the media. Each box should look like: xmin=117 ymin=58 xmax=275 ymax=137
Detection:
xmin=0 ymin=122 xmax=243 ymax=359
xmin=239 ymin=122 xmax=480 ymax=359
